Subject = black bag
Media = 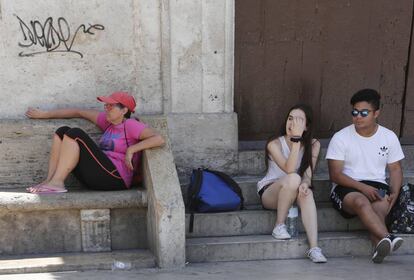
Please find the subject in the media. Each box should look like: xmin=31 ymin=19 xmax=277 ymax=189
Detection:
xmin=187 ymin=168 xmax=244 ymax=233
xmin=389 ymin=183 xmax=414 ymax=234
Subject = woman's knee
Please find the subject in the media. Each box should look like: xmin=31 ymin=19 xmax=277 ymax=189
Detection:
xmin=64 ymin=127 xmax=87 ymax=140
xmin=297 ymin=190 xmax=315 ymax=206
xmin=282 ymin=173 xmax=301 ymax=190
xmin=55 ymin=126 xmax=71 ymax=139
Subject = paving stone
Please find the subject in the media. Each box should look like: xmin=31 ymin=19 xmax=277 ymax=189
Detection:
xmin=0 ymin=250 xmax=155 ymax=274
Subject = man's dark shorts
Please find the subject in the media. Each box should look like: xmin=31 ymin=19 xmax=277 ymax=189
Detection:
xmin=330 ymin=180 xmax=390 ymax=219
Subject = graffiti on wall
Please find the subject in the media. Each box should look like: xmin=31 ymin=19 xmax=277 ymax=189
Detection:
xmin=15 ymin=15 xmax=104 ymax=58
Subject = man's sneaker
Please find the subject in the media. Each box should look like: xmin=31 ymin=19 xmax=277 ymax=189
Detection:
xmin=387 ymin=234 xmax=404 ymax=252
xmin=307 ymin=247 xmax=327 ymax=263
xmin=372 ymin=237 xmax=391 ymax=263
xmin=272 ymin=224 xmax=291 ymax=239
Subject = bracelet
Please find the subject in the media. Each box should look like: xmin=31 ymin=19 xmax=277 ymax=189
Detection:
xmin=290 ymin=137 xmax=303 ymax=143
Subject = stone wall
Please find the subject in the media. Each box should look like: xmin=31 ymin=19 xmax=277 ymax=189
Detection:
xmin=0 ymin=0 xmax=237 ymax=176
xmin=0 ymin=0 xmax=162 ymax=115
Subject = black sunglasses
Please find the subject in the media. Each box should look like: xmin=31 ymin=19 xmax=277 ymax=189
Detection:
xmin=351 ymin=109 xmax=372 ymax=117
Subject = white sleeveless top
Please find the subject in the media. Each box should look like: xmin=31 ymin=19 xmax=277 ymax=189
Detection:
xmin=257 ymin=136 xmax=303 ymax=192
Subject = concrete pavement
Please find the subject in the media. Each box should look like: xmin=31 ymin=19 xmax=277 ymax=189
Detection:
xmin=1 ymin=255 xmax=413 ymax=280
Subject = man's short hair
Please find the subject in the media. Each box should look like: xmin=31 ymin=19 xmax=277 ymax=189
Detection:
xmin=350 ymin=89 xmax=381 ymax=111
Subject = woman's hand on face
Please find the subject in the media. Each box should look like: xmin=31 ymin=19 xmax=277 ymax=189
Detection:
xmin=299 ymin=182 xmax=310 ymax=196
xmin=25 ymin=108 xmax=48 ymax=119
xmin=291 ymin=116 xmax=305 ymax=137
xmin=125 ymin=148 xmax=134 ymax=171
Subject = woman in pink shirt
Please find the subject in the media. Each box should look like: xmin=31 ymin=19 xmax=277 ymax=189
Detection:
xmin=26 ymin=92 xmax=164 ymax=193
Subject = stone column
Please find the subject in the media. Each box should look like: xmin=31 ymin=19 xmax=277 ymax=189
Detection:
xmin=161 ymin=0 xmax=238 ymax=176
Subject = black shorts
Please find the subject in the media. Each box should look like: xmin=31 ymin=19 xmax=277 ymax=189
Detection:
xmin=258 ymin=184 xmax=271 ymax=199
xmin=55 ymin=126 xmax=127 ymax=191
xmin=330 ymin=180 xmax=390 ymax=219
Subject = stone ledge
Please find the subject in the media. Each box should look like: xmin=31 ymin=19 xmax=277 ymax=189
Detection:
xmin=142 ymin=116 xmax=186 ymax=268
xmin=0 ymin=188 xmax=147 ymax=212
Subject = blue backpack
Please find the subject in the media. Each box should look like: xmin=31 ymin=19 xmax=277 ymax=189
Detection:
xmin=187 ymin=168 xmax=244 ymax=232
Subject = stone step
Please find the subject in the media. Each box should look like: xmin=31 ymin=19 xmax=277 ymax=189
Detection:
xmin=182 ymin=173 xmax=414 ymax=206
xmin=0 ymin=189 xmax=148 ymax=255
xmin=181 ymin=174 xmax=330 ymax=205
xmin=238 ymin=145 xmax=414 ymax=175
xmin=235 ymin=174 xmax=331 ymax=205
xmin=185 ymin=203 xmax=363 ymax=238
xmin=186 ymin=232 xmax=414 ymax=263
xmin=0 ymin=249 xmax=155 ymax=274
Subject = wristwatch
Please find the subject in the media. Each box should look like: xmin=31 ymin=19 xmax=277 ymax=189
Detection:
xmin=290 ymin=137 xmax=303 ymax=143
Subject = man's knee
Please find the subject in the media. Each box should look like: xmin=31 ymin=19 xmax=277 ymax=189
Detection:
xmin=347 ymin=195 xmax=371 ymax=213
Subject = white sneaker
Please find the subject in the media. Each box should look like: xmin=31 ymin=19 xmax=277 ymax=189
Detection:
xmin=387 ymin=234 xmax=403 ymax=252
xmin=371 ymin=237 xmax=391 ymax=263
xmin=307 ymin=247 xmax=327 ymax=263
xmin=272 ymin=224 xmax=291 ymax=240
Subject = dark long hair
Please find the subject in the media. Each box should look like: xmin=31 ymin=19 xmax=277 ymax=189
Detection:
xmin=264 ymin=104 xmax=315 ymax=177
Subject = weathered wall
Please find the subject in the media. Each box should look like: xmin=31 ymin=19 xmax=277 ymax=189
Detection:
xmin=0 ymin=0 xmax=162 ymax=115
xmin=0 ymin=0 xmax=237 ymax=175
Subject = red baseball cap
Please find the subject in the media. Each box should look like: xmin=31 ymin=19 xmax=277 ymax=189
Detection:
xmin=97 ymin=92 xmax=136 ymax=113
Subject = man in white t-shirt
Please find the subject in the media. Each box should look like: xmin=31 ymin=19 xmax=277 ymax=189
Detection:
xmin=326 ymin=89 xmax=404 ymax=264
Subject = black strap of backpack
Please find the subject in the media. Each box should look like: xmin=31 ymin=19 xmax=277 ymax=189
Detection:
xmin=205 ymin=169 xmax=244 ymax=209
xmin=188 ymin=168 xmax=203 ymax=233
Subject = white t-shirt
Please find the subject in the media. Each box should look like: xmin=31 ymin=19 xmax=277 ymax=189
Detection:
xmin=326 ymin=124 xmax=404 ymax=185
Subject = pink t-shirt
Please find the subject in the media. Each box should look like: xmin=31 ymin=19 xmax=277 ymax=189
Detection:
xmin=97 ymin=112 xmax=147 ymax=188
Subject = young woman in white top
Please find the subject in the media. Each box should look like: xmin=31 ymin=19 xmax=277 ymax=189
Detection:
xmin=257 ymin=104 xmax=327 ymax=263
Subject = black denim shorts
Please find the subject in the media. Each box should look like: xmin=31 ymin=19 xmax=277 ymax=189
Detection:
xmin=330 ymin=180 xmax=390 ymax=219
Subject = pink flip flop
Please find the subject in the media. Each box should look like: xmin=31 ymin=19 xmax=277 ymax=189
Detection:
xmin=30 ymin=185 xmax=67 ymax=194
xmin=26 ymin=183 xmax=44 ymax=192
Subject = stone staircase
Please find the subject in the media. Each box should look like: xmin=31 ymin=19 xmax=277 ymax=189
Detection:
xmin=183 ymin=146 xmax=414 ymax=263
xmin=0 ymin=116 xmax=412 ymax=271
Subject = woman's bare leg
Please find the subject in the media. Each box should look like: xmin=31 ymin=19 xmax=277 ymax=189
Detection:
xmin=46 ymin=134 xmax=65 ymax=180
xmin=261 ymin=173 xmax=301 ymax=225
xmin=297 ymin=190 xmax=318 ymax=248
xmin=27 ymin=133 xmax=64 ymax=191
xmin=31 ymin=136 xmax=80 ymax=192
